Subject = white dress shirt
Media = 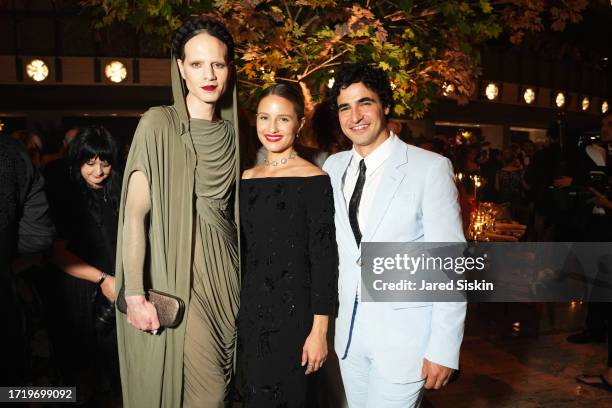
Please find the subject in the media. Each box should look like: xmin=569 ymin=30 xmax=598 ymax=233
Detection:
xmin=342 ymin=132 xmax=397 ymax=239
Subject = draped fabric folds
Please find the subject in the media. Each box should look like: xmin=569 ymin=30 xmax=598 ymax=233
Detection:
xmin=114 ymin=52 xmax=241 ymax=407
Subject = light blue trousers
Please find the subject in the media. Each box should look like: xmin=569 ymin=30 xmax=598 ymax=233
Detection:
xmin=338 ymin=305 xmax=424 ymax=408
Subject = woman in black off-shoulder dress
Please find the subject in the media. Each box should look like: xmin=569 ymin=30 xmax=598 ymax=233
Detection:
xmin=238 ymin=84 xmax=338 ymax=408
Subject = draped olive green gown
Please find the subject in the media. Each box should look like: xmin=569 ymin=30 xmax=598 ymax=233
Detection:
xmin=115 ymin=51 xmax=241 ymax=408
xmin=183 ymin=118 xmax=240 ymax=407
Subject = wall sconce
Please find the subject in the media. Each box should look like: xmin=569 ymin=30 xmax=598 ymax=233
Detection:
xmin=523 ymin=87 xmax=536 ymax=104
xmin=104 ymin=60 xmax=127 ymax=83
xmin=484 ymin=83 xmax=499 ymax=100
xmin=602 ymin=101 xmax=609 ymax=114
xmin=554 ymin=92 xmax=566 ymax=108
xmin=26 ymin=59 xmax=49 ymax=82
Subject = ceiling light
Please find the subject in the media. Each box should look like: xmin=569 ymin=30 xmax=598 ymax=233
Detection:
xmin=485 ymin=83 xmax=499 ymax=100
xmin=581 ymin=96 xmax=590 ymax=111
xmin=26 ymin=59 xmax=49 ymax=82
xmin=104 ymin=60 xmax=127 ymax=83
xmin=554 ymin=92 xmax=566 ymax=108
xmin=523 ymin=88 xmax=535 ymax=104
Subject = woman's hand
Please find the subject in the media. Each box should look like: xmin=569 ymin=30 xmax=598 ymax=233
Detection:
xmin=100 ymin=275 xmax=116 ymax=302
xmin=125 ymin=295 xmax=160 ymax=333
xmin=301 ymin=315 xmax=329 ymax=375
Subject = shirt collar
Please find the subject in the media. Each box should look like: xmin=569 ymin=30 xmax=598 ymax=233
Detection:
xmin=349 ymin=132 xmax=397 ymax=176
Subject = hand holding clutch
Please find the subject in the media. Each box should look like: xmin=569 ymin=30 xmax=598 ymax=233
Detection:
xmin=117 ymin=287 xmax=185 ymax=329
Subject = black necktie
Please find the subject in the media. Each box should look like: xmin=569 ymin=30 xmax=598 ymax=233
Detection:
xmin=349 ymin=159 xmax=366 ymax=245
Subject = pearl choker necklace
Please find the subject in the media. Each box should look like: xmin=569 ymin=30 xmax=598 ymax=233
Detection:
xmin=264 ymin=151 xmax=297 ymax=166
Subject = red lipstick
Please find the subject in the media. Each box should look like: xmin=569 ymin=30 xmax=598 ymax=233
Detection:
xmin=264 ymin=133 xmax=283 ymax=142
xmin=201 ymin=85 xmax=217 ymax=91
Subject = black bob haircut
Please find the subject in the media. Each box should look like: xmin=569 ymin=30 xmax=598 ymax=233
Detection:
xmin=172 ymin=16 xmax=234 ymax=62
xmin=327 ymin=63 xmax=394 ymax=117
xmin=67 ymin=125 xmax=122 ymax=206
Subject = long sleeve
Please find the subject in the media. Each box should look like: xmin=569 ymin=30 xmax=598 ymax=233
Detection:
xmin=17 ymin=157 xmax=55 ymax=255
xmin=119 ymin=110 xmax=158 ymax=297
xmin=306 ymin=177 xmax=339 ymax=316
xmin=122 ymin=171 xmax=150 ymax=296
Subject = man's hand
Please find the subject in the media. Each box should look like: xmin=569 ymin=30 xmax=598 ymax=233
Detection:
xmin=421 ymin=358 xmax=454 ymax=390
xmin=126 ymin=294 xmax=160 ymax=333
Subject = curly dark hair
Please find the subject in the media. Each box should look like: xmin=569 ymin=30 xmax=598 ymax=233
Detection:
xmin=172 ymin=16 xmax=234 ymax=62
xmin=327 ymin=63 xmax=394 ymax=117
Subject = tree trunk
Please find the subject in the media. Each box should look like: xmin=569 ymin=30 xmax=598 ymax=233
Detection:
xmin=299 ymin=81 xmax=315 ymax=115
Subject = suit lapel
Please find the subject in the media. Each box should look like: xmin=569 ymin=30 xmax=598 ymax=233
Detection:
xmin=332 ymin=153 xmax=359 ymax=253
xmin=361 ymin=142 xmax=409 ymax=243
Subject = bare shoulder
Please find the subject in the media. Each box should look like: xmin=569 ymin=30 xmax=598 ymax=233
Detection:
xmin=242 ymin=166 xmax=260 ymax=180
xmin=293 ymin=158 xmax=327 ymax=177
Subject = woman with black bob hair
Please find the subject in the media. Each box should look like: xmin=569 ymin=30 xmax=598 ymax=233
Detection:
xmin=50 ymin=125 xmax=122 ymax=404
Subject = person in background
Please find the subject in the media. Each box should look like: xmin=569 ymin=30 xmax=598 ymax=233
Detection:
xmin=11 ymin=129 xmax=44 ymax=168
xmin=480 ymin=148 xmax=502 ymax=202
xmin=41 ymin=126 xmax=80 ymax=167
xmin=495 ymin=148 xmax=527 ymax=220
xmin=44 ymin=126 xmax=80 ymax=228
xmin=50 ymin=126 xmax=122 ymax=404
xmin=0 ymin=134 xmax=55 ymax=385
xmin=565 ymin=111 xmax=612 ymax=345
xmin=573 ymin=112 xmax=612 ymax=391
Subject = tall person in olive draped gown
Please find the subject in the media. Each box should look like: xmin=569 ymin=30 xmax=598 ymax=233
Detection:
xmin=115 ymin=17 xmax=241 ymax=408
xmin=238 ymin=84 xmax=338 ymax=407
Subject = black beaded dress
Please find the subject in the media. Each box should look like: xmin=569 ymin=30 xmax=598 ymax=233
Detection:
xmin=238 ymin=175 xmax=338 ymax=408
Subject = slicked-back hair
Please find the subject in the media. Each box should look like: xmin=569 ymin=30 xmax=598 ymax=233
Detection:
xmin=172 ymin=16 xmax=234 ymax=62
xmin=328 ymin=63 xmax=394 ymax=117
xmin=259 ymin=83 xmax=305 ymax=119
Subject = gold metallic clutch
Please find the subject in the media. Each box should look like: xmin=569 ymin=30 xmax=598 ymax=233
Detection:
xmin=117 ymin=287 xmax=185 ymax=328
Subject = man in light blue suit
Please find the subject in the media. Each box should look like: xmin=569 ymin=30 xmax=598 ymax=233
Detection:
xmin=323 ymin=63 xmax=467 ymax=407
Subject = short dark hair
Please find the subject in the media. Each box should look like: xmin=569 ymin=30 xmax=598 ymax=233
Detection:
xmin=172 ymin=16 xmax=234 ymax=62
xmin=68 ymin=125 xmax=122 ymax=207
xmin=258 ymin=83 xmax=305 ymax=119
xmin=328 ymin=63 xmax=394 ymax=117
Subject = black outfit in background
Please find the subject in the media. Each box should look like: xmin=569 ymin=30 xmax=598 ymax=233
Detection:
xmin=480 ymin=157 xmax=502 ymax=202
xmin=0 ymin=136 xmax=55 ymax=385
xmin=238 ymin=175 xmax=338 ymax=408
xmin=50 ymin=181 xmax=121 ymax=400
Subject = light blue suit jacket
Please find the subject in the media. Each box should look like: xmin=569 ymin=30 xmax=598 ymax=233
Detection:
xmin=323 ymin=136 xmax=467 ymax=383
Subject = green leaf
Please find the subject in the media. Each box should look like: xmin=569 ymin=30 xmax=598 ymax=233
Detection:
xmin=480 ymin=0 xmax=493 ymax=14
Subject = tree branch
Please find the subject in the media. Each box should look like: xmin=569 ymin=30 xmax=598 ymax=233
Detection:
xmin=301 ymin=48 xmax=350 ymax=79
